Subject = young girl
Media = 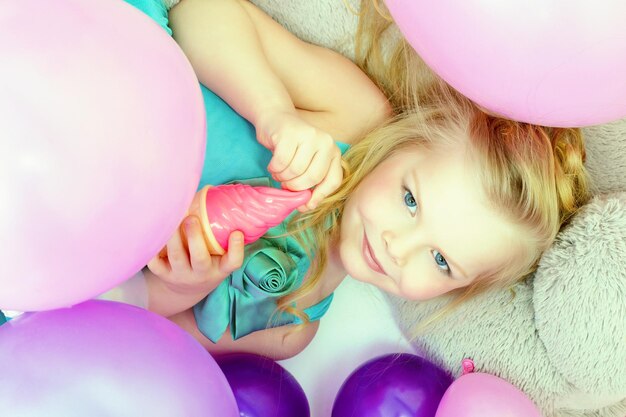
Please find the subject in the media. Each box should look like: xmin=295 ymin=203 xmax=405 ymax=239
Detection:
xmin=133 ymin=0 xmax=390 ymax=357
xmin=140 ymin=0 xmax=590 ymax=360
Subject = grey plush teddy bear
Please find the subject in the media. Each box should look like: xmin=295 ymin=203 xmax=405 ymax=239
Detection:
xmin=164 ymin=1 xmax=626 ymax=415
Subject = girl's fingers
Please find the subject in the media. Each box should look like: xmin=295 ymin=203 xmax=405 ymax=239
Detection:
xmin=147 ymin=252 xmax=170 ymax=277
xmin=166 ymin=224 xmax=191 ymax=274
xmin=185 ymin=216 xmax=213 ymax=273
xmin=268 ymin=137 xmax=297 ymax=175
xmin=219 ymin=231 xmax=245 ymax=274
xmin=274 ymin=143 xmax=314 ymax=183
xmin=157 ymin=245 xmax=168 ymax=259
xmin=285 ymin=147 xmax=332 ymax=191
xmin=306 ymin=153 xmax=343 ymax=210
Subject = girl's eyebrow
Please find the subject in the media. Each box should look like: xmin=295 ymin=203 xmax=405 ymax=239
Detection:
xmin=411 ymin=169 xmax=469 ymax=281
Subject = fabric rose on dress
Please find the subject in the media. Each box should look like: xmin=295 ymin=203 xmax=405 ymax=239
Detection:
xmin=194 ymin=238 xmax=303 ymax=342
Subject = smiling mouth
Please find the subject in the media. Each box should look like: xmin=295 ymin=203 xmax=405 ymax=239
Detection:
xmin=363 ymin=232 xmax=386 ymax=275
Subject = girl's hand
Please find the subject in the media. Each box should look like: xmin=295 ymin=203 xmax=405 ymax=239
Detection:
xmin=256 ymin=111 xmax=343 ymax=211
xmin=147 ymin=215 xmax=244 ymax=296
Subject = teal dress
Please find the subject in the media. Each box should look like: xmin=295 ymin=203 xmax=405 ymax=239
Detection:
xmin=125 ymin=0 xmax=347 ymax=342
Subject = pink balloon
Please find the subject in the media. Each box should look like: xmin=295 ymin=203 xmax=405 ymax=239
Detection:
xmin=0 ymin=300 xmax=239 ymax=416
xmin=385 ymin=0 xmax=626 ymax=127
xmin=0 ymin=0 xmax=205 ymax=310
xmin=435 ymin=373 xmax=542 ymax=417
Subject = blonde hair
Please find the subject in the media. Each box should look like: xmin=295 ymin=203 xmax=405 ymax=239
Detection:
xmin=278 ymin=83 xmax=589 ymax=325
xmin=276 ymin=0 xmax=590 ymax=329
xmin=353 ymin=0 xmax=439 ymax=113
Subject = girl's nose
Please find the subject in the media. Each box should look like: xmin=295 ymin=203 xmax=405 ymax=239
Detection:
xmin=382 ymin=228 xmax=421 ymax=268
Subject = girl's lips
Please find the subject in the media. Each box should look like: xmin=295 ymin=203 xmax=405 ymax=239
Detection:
xmin=363 ymin=232 xmax=386 ymax=275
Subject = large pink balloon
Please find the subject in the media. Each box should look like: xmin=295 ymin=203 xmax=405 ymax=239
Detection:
xmin=0 ymin=300 xmax=239 ymax=417
xmin=435 ymin=373 xmax=542 ymax=417
xmin=385 ymin=0 xmax=626 ymax=127
xmin=0 ymin=0 xmax=205 ymax=310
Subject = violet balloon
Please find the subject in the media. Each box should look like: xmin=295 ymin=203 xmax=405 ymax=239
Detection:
xmin=435 ymin=372 xmax=542 ymax=417
xmin=385 ymin=0 xmax=626 ymax=127
xmin=332 ymin=353 xmax=453 ymax=417
xmin=0 ymin=0 xmax=205 ymax=310
xmin=216 ymin=353 xmax=310 ymax=417
xmin=0 ymin=300 xmax=238 ymax=417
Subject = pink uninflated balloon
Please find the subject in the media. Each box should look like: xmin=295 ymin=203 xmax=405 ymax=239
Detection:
xmin=0 ymin=0 xmax=205 ymax=310
xmin=385 ymin=0 xmax=626 ymax=127
xmin=435 ymin=372 xmax=542 ymax=417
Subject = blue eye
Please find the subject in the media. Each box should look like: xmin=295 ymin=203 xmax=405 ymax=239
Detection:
xmin=403 ymin=189 xmax=417 ymax=215
xmin=432 ymin=250 xmax=450 ymax=274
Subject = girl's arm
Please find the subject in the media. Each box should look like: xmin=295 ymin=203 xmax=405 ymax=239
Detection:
xmin=169 ymin=0 xmax=389 ymax=141
xmin=169 ymin=306 xmax=320 ymax=360
xmin=169 ymin=0 xmax=390 ymax=209
xmin=165 ymin=248 xmax=347 ymax=360
xmin=169 ymin=0 xmax=296 ymax=137
xmin=236 ymin=0 xmax=391 ymax=143
xmin=170 ymin=0 xmax=339 ymax=210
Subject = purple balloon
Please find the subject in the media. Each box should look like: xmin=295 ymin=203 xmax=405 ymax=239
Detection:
xmin=332 ymin=353 xmax=453 ymax=417
xmin=0 ymin=300 xmax=239 ymax=417
xmin=216 ymin=353 xmax=310 ymax=417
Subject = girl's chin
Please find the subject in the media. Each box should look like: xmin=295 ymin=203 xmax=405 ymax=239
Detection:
xmin=347 ymin=272 xmax=366 ymax=283
xmin=345 ymin=265 xmax=377 ymax=287
xmin=341 ymin=261 xmax=365 ymax=283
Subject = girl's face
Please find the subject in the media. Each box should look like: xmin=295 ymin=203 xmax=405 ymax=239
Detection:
xmin=338 ymin=144 xmax=519 ymax=300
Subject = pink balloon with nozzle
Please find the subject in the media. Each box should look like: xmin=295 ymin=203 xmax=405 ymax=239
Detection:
xmin=188 ymin=184 xmax=312 ymax=255
xmin=435 ymin=359 xmax=542 ymax=417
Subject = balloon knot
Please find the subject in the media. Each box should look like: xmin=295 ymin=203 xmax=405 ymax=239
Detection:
xmin=461 ymin=358 xmax=475 ymax=375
